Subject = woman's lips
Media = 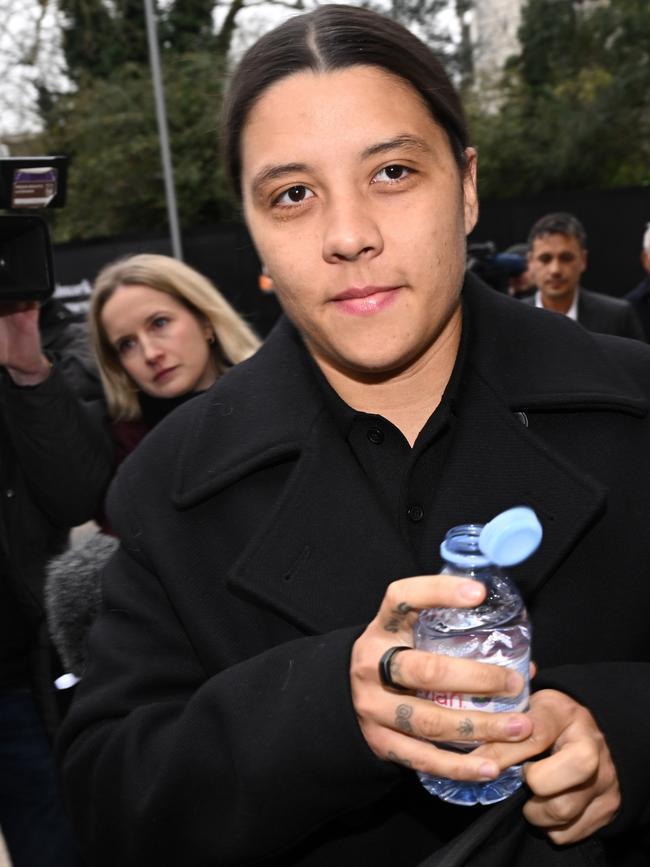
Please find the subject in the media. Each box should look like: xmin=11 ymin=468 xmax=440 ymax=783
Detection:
xmin=331 ymin=285 xmax=402 ymax=316
xmin=153 ymin=366 xmax=178 ymax=383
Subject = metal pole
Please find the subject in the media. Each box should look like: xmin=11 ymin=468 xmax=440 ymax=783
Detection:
xmin=143 ymin=0 xmax=183 ymax=260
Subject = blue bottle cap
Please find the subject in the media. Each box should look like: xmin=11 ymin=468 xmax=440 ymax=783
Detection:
xmin=478 ymin=506 xmax=542 ymax=567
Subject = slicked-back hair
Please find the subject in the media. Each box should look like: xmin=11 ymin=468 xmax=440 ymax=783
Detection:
xmin=528 ymin=213 xmax=588 ymax=249
xmin=222 ymin=4 xmax=469 ymax=198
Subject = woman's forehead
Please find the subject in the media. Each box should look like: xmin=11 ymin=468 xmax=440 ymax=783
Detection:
xmin=240 ymin=66 xmax=447 ymax=173
xmin=246 ymin=65 xmax=425 ymax=123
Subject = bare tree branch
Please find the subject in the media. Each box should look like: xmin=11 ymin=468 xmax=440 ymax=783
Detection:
xmin=0 ymin=0 xmax=67 ymax=138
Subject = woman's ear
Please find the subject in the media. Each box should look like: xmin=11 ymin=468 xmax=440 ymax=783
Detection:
xmin=462 ymin=147 xmax=478 ymax=236
xmin=201 ymin=317 xmax=216 ymax=343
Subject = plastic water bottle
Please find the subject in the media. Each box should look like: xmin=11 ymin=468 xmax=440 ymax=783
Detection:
xmin=414 ymin=506 xmax=542 ymax=806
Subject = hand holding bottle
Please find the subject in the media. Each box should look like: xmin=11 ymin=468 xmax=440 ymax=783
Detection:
xmin=350 ymin=573 xmax=534 ymax=783
xmin=473 ymin=688 xmax=620 ymax=843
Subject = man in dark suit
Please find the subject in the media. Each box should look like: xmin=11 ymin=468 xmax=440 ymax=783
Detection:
xmin=624 ymin=223 xmax=650 ymax=341
xmin=524 ymin=212 xmax=644 ymax=340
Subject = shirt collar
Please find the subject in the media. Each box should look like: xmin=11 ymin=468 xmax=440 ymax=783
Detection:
xmin=307 ymin=303 xmax=469 ymax=443
xmin=534 ymin=287 xmax=579 ymax=320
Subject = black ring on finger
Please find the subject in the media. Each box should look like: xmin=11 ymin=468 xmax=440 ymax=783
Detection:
xmin=378 ymin=645 xmax=412 ymax=692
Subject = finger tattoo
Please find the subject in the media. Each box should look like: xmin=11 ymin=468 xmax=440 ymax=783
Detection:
xmin=457 ymin=718 xmax=474 ymax=737
xmin=390 ymin=653 xmax=404 ymax=685
xmin=387 ymin=750 xmax=413 ymax=768
xmin=383 ymin=602 xmax=414 ymax=633
xmin=395 ymin=703 xmax=414 ymax=734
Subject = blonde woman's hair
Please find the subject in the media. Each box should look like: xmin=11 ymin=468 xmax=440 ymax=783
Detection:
xmin=90 ymin=253 xmax=260 ymax=420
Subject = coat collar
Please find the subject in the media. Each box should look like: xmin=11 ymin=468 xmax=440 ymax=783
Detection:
xmin=171 ymin=273 xmax=646 ymax=510
xmin=171 ymin=318 xmax=322 ymax=508
xmin=463 ymin=276 xmax=646 ymax=413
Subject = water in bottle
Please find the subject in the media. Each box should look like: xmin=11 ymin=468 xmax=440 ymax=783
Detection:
xmin=414 ymin=506 xmax=542 ymax=806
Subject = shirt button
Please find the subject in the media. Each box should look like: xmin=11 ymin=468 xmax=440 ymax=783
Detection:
xmin=407 ymin=503 xmax=424 ymax=522
xmin=367 ymin=427 xmax=384 ymax=445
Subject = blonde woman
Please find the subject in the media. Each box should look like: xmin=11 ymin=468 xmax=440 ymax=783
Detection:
xmin=91 ymin=252 xmax=258 ymax=416
xmin=46 ymin=254 xmax=259 ymax=676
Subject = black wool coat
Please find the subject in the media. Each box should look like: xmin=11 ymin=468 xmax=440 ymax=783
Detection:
xmin=59 ymin=277 xmax=650 ymax=866
xmin=0 ymin=300 xmax=112 ymax=728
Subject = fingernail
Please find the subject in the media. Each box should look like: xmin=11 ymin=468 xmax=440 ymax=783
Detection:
xmin=506 ymin=671 xmax=524 ymax=694
xmin=478 ymin=761 xmax=498 ymax=780
xmin=459 ymin=581 xmax=484 ymax=602
xmin=506 ymin=718 xmax=524 ymax=737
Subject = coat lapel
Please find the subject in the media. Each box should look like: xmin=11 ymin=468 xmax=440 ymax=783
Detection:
xmin=227 ymin=411 xmax=417 ymax=634
xmin=170 ymin=317 xmax=416 ymax=634
xmin=427 ymin=366 xmax=606 ymax=599
xmin=444 ymin=278 xmax=646 ymax=599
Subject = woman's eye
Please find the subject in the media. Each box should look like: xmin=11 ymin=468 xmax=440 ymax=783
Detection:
xmin=373 ymin=164 xmax=412 ymax=183
xmin=274 ymin=185 xmax=314 ymax=207
xmin=152 ymin=316 xmax=169 ymax=329
xmin=116 ymin=338 xmax=135 ymax=355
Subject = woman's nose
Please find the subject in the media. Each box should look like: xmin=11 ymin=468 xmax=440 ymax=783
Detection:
xmin=322 ymin=197 xmax=383 ymax=264
xmin=141 ymin=337 xmax=163 ymax=364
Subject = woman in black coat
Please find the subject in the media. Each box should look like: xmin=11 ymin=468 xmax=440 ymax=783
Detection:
xmin=58 ymin=7 xmax=650 ymax=866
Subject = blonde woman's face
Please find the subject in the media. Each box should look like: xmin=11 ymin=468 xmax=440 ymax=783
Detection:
xmin=101 ymin=284 xmax=218 ymax=398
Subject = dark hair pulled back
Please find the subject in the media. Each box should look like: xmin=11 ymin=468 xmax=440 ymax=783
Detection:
xmin=222 ymin=4 xmax=469 ymax=197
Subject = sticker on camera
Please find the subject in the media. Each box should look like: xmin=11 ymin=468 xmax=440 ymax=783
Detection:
xmin=11 ymin=168 xmax=58 ymax=208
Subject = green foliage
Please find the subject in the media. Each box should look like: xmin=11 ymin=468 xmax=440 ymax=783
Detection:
xmin=34 ymin=50 xmax=235 ymax=242
xmin=30 ymin=0 xmax=238 ymax=242
xmin=58 ymin=0 xmax=149 ymax=80
xmin=470 ymin=0 xmax=650 ymax=198
xmin=161 ymin=0 xmax=218 ymax=53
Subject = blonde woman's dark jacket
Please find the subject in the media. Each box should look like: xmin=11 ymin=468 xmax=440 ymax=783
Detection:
xmin=58 ymin=277 xmax=650 ymax=866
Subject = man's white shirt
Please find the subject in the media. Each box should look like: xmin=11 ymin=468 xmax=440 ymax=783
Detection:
xmin=535 ymin=289 xmax=578 ymax=320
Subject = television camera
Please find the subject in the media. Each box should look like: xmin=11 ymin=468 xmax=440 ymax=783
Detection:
xmin=0 ymin=156 xmax=67 ymax=302
xmin=467 ymin=241 xmax=527 ymax=294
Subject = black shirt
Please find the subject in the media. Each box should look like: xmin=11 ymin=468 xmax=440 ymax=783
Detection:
xmin=311 ymin=320 xmax=467 ymax=573
xmin=306 ymin=318 xmax=488 ymax=842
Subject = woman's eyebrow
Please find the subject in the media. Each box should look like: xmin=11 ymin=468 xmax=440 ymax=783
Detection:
xmin=251 ymin=162 xmax=310 ymax=200
xmin=360 ymin=134 xmax=431 ymax=160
